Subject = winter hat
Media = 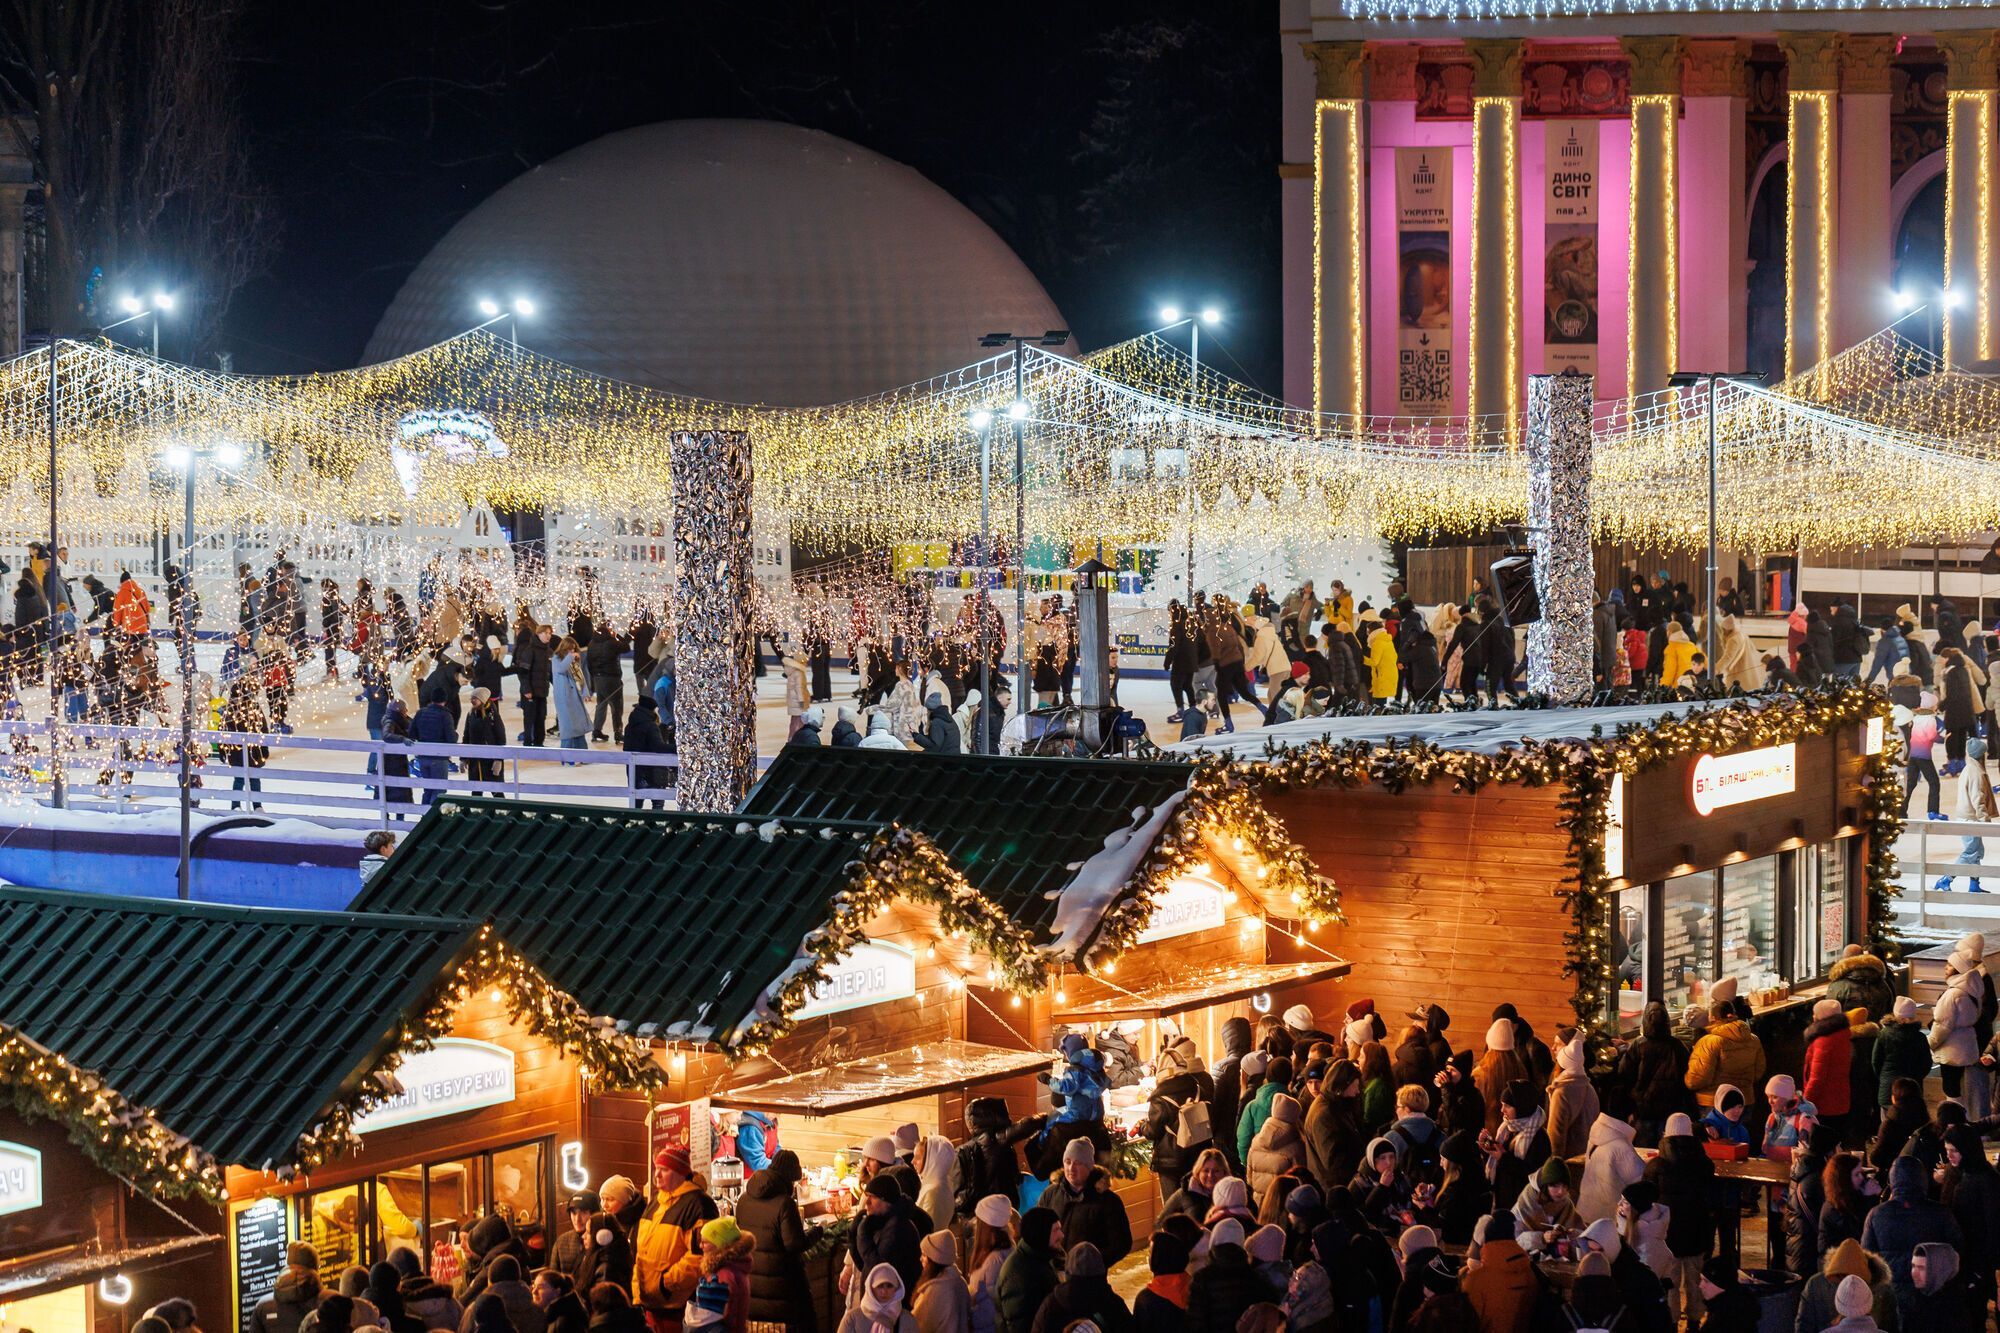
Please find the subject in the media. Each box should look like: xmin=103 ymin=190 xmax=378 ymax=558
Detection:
xmin=1580 ymin=1217 xmax=1622 ymax=1262
xmin=921 ymin=1230 xmax=957 ymax=1266
xmin=1710 ymin=976 xmax=1739 ymax=1004
xmin=1272 ymin=1094 xmax=1302 ymax=1126
xmin=287 ymin=1242 xmax=320 ymax=1270
xmin=1302 ymin=1060 xmax=1329 ymax=1083
xmin=1664 ymin=1113 xmax=1695 ymax=1138
xmin=1973 ymin=738 xmax=1990 ymax=760
xmin=861 ymin=1136 xmax=899 ymax=1166
xmin=1620 ymin=1181 xmax=1659 ymax=1214
xmin=1765 ymin=1073 xmax=1798 ymax=1103
xmin=1715 ymin=1084 xmax=1745 ymax=1114
xmin=1680 ymin=1005 xmax=1707 ymax=1030
xmin=700 ymin=1217 xmax=742 ymax=1250
xmin=894 ymin=1123 xmax=920 ymax=1153
xmin=1285 ymin=1003 xmax=1318 ymax=1031
xmin=1555 ymin=1031 xmax=1586 ymax=1076
xmin=1365 ymin=1137 xmax=1398 ymax=1167
xmin=1894 ymin=995 xmax=1919 ymax=1021
xmin=1501 ymin=1081 xmax=1539 ymax=1118
xmin=1062 ymin=1137 xmax=1096 ymax=1167
xmin=1245 ymin=1224 xmax=1286 ymax=1264
xmin=802 ymin=704 xmax=823 ymax=727
xmin=1825 ymin=1239 xmax=1871 ymax=1282
xmin=598 ymin=1174 xmax=639 ymax=1210
xmin=654 ymin=1145 xmax=692 ymax=1178
xmin=487 ymin=1256 xmax=522 ymax=1285
xmin=1961 ymin=932 xmax=1988 ymax=958
xmin=387 ymin=1247 xmax=422 ymax=1280
xmin=485 ymin=635 xmax=502 ymax=651
xmin=1951 ymin=949 xmax=1977 ymax=977
xmin=1327 ymin=1058 xmax=1362 ymax=1094
xmin=471 ymin=686 xmax=491 ymax=704
xmin=1471 ymin=1212 xmax=1515 ymax=1245
xmin=1536 ymin=1158 xmax=1572 ymax=1192
xmin=1017 ymin=1207 xmax=1058 ymax=1254
xmin=1812 ymin=998 xmax=1843 ymax=1022
xmin=1149 ymin=1229 xmax=1192 ymax=1276
xmin=1345 ymin=998 xmax=1376 ymax=1021
xmin=1211 ymin=1177 xmax=1250 ymax=1213
xmin=1397 ymin=1224 xmax=1439 ymax=1259
xmin=1576 ymin=1253 xmax=1611 ymax=1279
xmin=837 ymin=705 xmax=856 ymax=724
xmin=974 ymin=1195 xmax=1013 ymax=1229
xmin=1241 ymin=1051 xmax=1270 ymax=1077
xmin=1834 ymin=1274 xmax=1873 ymax=1318
xmin=1208 ymin=1219 xmax=1246 ymax=1250
xmin=864 ymin=1175 xmax=902 ymax=1203
xmin=1483 ymin=1018 xmax=1516 ymax=1052
xmin=1285 ymin=1184 xmax=1322 ymax=1218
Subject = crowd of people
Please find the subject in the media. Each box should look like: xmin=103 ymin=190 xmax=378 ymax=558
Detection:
xmin=142 ymin=961 xmax=2000 ymax=1333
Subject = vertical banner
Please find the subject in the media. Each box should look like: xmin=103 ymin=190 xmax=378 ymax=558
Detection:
xmin=1394 ymin=148 xmax=1453 ymax=415
xmin=1542 ymin=120 xmax=1600 ymax=375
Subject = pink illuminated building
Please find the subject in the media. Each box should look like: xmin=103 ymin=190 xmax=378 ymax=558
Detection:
xmin=1279 ymin=2 xmax=1996 ymax=418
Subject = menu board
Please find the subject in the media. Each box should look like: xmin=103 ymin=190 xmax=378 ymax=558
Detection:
xmin=646 ymin=1098 xmax=713 ymax=1191
xmin=234 ymin=1197 xmax=289 ymax=1333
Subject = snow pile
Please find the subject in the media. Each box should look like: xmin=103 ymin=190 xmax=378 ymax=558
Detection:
xmin=1043 ymin=788 xmax=1188 ymax=960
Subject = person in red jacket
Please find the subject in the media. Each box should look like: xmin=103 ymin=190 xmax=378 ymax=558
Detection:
xmin=1801 ymin=997 xmax=1853 ymax=1154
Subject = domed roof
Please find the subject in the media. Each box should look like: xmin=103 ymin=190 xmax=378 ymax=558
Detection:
xmin=365 ymin=120 xmax=1069 ymax=406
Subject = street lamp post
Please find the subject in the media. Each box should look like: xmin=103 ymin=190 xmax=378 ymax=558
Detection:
xmin=978 ymin=330 xmax=1069 ymax=724
xmin=1668 ymin=370 xmax=1764 ymax=667
xmin=1158 ymin=306 xmax=1222 ymax=597
xmin=164 ymin=440 xmax=242 ymax=900
xmin=476 ymin=296 xmax=537 ymax=347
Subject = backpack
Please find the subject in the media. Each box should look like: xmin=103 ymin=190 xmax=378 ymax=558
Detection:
xmin=1388 ymin=1122 xmax=1441 ymax=1175
xmin=1176 ymin=1095 xmax=1213 ymax=1149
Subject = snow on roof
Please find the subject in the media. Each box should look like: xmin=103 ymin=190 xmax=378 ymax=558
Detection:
xmin=1168 ymin=698 xmax=1764 ymax=762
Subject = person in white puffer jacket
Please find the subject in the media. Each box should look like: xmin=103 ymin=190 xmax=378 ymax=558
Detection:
xmin=1931 ymin=950 xmax=1984 ymax=1104
xmin=1576 ymin=1112 xmax=1645 ymax=1224
xmin=1617 ymin=1180 xmax=1674 ymax=1281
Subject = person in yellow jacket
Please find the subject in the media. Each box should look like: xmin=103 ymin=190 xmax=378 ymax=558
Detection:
xmin=1658 ymin=622 xmax=1698 ymax=689
xmin=1362 ymin=615 xmax=1399 ymax=702
xmin=633 ymin=1146 xmax=718 ymax=1332
xmin=1683 ymin=988 xmax=1766 ymax=1108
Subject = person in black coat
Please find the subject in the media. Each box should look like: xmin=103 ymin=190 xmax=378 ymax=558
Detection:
xmin=461 ymin=688 xmax=507 ymax=796
xmin=953 ymin=1096 xmax=1045 ymax=1215
xmin=1646 ymin=1120 xmax=1715 ymax=1273
xmin=1941 ymin=1124 xmax=2000 ymax=1316
xmin=1184 ymin=1227 xmax=1273 ymax=1333
xmin=1784 ymin=1145 xmax=1827 ymax=1278
xmin=1404 ymin=626 xmax=1443 ymax=703
xmin=511 ymin=625 xmax=555 ymax=745
xmin=1027 ymin=1243 xmax=1131 ymax=1333
xmin=1829 ymin=603 xmax=1870 ymax=675
xmin=829 ymin=706 xmax=863 ymax=747
xmin=531 ymin=1271 xmax=586 ymax=1333
xmin=1617 ymin=1002 xmax=1692 ymax=1146
xmin=622 ymin=696 xmax=673 ymax=809
xmin=1431 ymin=1130 xmax=1491 ymax=1246
xmin=910 ymin=695 xmax=960 ymax=753
xmin=1145 ymin=1037 xmax=1217 ymax=1200
xmin=733 ymin=1150 xmax=817 ymax=1333
xmin=849 ymin=1176 xmax=922 ymax=1298
xmin=1039 ymin=1142 xmax=1132 ymax=1264
xmin=470 ymin=637 xmax=507 ymax=699
xmin=1211 ymin=1017 xmax=1255 ymax=1172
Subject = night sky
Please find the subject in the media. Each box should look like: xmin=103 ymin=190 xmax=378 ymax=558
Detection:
xmin=219 ymin=0 xmax=1282 ymax=393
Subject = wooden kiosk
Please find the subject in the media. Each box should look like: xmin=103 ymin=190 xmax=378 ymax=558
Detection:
xmin=1176 ymin=687 xmax=1900 ymax=1045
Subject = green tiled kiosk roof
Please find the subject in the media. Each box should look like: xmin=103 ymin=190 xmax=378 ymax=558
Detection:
xmin=351 ymin=798 xmax=897 ymax=1041
xmin=0 ymin=886 xmax=480 ymax=1168
xmin=740 ymin=749 xmax=1195 ymax=940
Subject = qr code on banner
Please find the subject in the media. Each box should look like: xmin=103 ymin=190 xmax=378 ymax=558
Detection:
xmin=1398 ymin=345 xmax=1452 ymax=408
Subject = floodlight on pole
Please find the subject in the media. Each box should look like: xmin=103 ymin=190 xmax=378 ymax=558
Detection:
xmin=1006 ymin=399 xmax=1030 ymax=422
xmin=1159 ymin=305 xmax=1181 ymax=323
xmin=152 ymin=291 xmax=175 ymax=312
xmin=1200 ymin=307 xmax=1221 ymax=325
xmin=513 ymin=297 xmax=536 ymax=317
xmin=118 ymin=293 xmax=143 ymax=315
xmin=477 ymin=297 xmax=502 ymax=318
xmin=1892 ymin=288 xmax=1917 ymax=313
xmin=967 ymin=409 xmax=993 ymax=431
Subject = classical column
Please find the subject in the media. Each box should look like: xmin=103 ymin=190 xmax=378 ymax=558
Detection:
xmin=1623 ymin=36 xmax=1683 ymax=396
xmin=1306 ymin=40 xmax=1368 ymax=419
xmin=1781 ymin=33 xmax=1844 ymax=382
xmin=1466 ymin=38 xmax=1524 ymax=433
xmin=1526 ymin=372 xmax=1595 ymax=704
xmin=1940 ymin=30 xmax=2000 ymax=366
xmin=1680 ymin=40 xmax=1748 ymax=373
xmin=1838 ymin=36 xmax=1897 ymax=352
xmin=670 ymin=428 xmax=757 ymax=813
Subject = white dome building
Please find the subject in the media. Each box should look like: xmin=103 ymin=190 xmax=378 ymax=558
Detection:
xmin=365 ymin=119 xmax=1069 ymax=406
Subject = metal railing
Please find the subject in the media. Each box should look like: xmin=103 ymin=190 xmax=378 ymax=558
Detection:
xmin=1890 ymin=815 xmax=2000 ymax=925
xmin=0 ymin=718 xmax=721 ymax=828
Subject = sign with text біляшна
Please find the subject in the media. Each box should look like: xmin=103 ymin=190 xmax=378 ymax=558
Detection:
xmin=1690 ymin=743 xmax=1796 ymax=817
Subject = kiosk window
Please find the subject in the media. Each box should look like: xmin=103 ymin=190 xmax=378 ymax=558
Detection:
xmin=1813 ymin=841 xmax=1851 ymax=977
xmin=425 ymin=1158 xmax=487 ymax=1257
xmin=1660 ymin=871 xmax=1715 ymax=1011
xmin=492 ymin=1142 xmax=546 ymax=1230
xmin=1614 ymin=885 xmax=1648 ymax=1032
xmin=299 ymin=1185 xmax=368 ymax=1273
xmin=1718 ymin=858 xmax=1781 ymax=997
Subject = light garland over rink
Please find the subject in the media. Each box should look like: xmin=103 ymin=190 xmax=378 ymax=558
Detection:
xmin=2 ymin=324 xmax=2000 ymax=563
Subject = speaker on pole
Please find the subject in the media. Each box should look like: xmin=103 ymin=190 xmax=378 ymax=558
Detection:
xmin=1490 ymin=549 xmax=1542 ymax=626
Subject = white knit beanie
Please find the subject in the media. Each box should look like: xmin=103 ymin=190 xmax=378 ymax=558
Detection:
xmin=1834 ymin=1274 xmax=1872 ymax=1317
xmin=974 ymin=1195 xmax=1012 ymax=1229
xmin=1484 ymin=1018 xmax=1516 ymax=1052
xmin=1664 ymin=1113 xmax=1694 ymax=1138
xmin=1245 ymin=1224 xmax=1286 ymax=1263
xmin=1283 ymin=1004 xmax=1316 ymax=1032
xmin=1211 ymin=1176 xmax=1249 ymax=1212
